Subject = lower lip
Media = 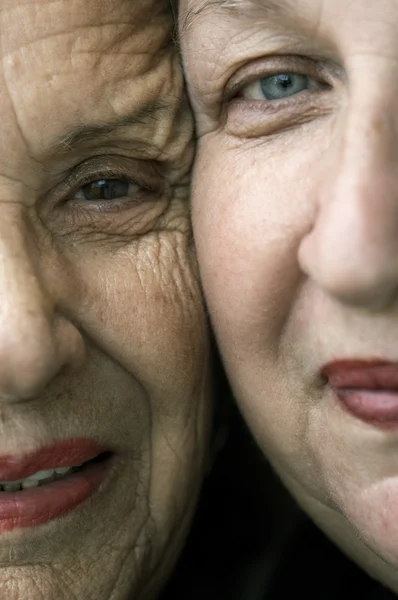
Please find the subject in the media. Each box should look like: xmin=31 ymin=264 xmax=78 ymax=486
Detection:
xmin=0 ymin=456 xmax=111 ymax=533
xmin=333 ymin=389 xmax=398 ymax=426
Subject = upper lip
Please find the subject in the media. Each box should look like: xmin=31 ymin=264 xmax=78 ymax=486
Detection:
xmin=0 ymin=439 xmax=106 ymax=481
xmin=322 ymin=360 xmax=398 ymax=390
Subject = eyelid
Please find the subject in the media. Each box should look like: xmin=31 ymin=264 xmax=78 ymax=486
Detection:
xmin=224 ymin=55 xmax=335 ymax=100
xmin=67 ymin=163 xmax=161 ymax=195
xmin=69 ymin=173 xmax=147 ymax=202
xmin=52 ymin=155 xmax=165 ymax=203
xmin=72 ymin=178 xmax=141 ymax=202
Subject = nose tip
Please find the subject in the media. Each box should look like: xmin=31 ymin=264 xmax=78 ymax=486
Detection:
xmin=0 ymin=314 xmax=85 ymax=402
xmin=298 ymin=168 xmax=398 ymax=311
xmin=0 ymin=214 xmax=85 ymax=403
xmin=299 ymin=228 xmax=398 ymax=310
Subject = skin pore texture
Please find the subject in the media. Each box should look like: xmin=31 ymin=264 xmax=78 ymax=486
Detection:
xmin=179 ymin=0 xmax=398 ymax=594
xmin=0 ymin=0 xmax=212 ymax=598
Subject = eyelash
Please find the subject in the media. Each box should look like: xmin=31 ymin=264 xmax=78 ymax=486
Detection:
xmin=68 ymin=171 xmax=156 ymax=206
xmin=53 ymin=161 xmax=166 ymax=215
xmin=225 ymin=56 xmax=332 ymax=105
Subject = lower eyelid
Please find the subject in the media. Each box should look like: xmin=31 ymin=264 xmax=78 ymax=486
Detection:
xmin=225 ymin=87 xmax=334 ymax=141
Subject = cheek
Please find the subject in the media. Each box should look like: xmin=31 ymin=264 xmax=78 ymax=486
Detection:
xmin=191 ymin=136 xmax=329 ymax=494
xmin=57 ymin=234 xmax=209 ymax=411
xmin=192 ymin=139 xmax=314 ymax=356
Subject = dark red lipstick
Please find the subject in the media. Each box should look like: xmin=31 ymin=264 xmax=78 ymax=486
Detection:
xmin=322 ymin=360 xmax=398 ymax=425
xmin=0 ymin=439 xmax=111 ymax=533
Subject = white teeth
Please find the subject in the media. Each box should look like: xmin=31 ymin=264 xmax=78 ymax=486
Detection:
xmin=25 ymin=469 xmax=55 ymax=482
xmin=21 ymin=479 xmax=39 ymax=490
xmin=0 ymin=465 xmax=77 ymax=492
xmin=55 ymin=467 xmax=71 ymax=475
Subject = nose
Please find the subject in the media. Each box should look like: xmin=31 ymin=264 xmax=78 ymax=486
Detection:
xmin=0 ymin=210 xmax=85 ymax=402
xmin=298 ymin=97 xmax=398 ymax=310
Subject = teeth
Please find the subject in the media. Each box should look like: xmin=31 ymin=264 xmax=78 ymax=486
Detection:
xmin=21 ymin=479 xmax=39 ymax=490
xmin=55 ymin=467 xmax=71 ymax=475
xmin=25 ymin=469 xmax=55 ymax=482
xmin=0 ymin=465 xmax=77 ymax=492
xmin=3 ymin=483 xmax=21 ymax=492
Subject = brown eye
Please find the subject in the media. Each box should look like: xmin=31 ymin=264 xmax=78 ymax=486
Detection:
xmin=76 ymin=178 xmax=139 ymax=202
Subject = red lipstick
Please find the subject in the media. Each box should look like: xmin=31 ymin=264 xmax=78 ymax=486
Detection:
xmin=0 ymin=439 xmax=111 ymax=533
xmin=322 ymin=360 xmax=398 ymax=425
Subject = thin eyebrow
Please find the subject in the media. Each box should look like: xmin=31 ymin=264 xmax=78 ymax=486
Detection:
xmin=182 ymin=0 xmax=293 ymax=32
xmin=55 ymin=100 xmax=169 ymax=153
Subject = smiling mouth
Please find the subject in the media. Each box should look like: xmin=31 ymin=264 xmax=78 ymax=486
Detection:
xmin=0 ymin=452 xmax=111 ymax=492
xmin=0 ymin=441 xmax=113 ymax=533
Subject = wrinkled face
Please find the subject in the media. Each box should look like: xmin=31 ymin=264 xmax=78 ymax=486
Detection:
xmin=180 ymin=0 xmax=398 ymax=592
xmin=0 ymin=0 xmax=212 ymax=598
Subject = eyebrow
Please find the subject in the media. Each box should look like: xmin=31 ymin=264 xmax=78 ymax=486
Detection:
xmin=55 ymin=100 xmax=169 ymax=153
xmin=182 ymin=0 xmax=294 ymax=31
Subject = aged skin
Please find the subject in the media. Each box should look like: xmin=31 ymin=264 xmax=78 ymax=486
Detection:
xmin=0 ymin=0 xmax=212 ymax=598
xmin=180 ymin=0 xmax=398 ymax=594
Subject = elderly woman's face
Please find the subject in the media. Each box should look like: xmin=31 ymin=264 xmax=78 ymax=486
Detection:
xmin=180 ymin=0 xmax=398 ymax=592
xmin=0 ymin=0 xmax=212 ymax=598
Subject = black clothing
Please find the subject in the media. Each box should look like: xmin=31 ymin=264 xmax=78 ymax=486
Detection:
xmin=162 ymin=407 xmax=396 ymax=600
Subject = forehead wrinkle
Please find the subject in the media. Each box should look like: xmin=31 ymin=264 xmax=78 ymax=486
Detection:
xmin=54 ymin=100 xmax=170 ymax=154
xmin=182 ymin=0 xmax=294 ymax=32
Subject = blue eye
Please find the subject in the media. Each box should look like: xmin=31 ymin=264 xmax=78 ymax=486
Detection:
xmin=261 ymin=73 xmax=309 ymax=100
xmin=78 ymin=178 xmax=134 ymax=201
xmin=241 ymin=72 xmax=315 ymax=101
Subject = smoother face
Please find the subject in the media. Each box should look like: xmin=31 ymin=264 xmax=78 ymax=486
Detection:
xmin=181 ymin=0 xmax=398 ymax=591
xmin=0 ymin=1 xmax=212 ymax=598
